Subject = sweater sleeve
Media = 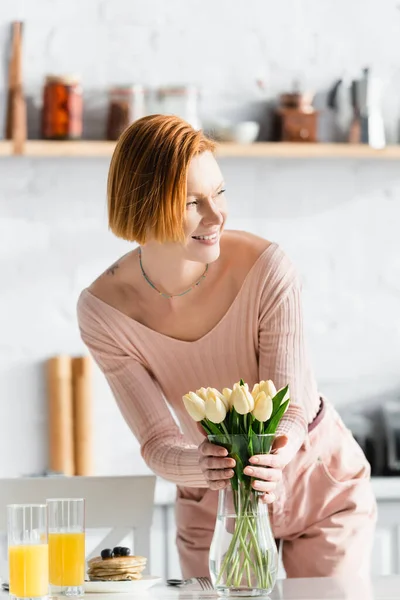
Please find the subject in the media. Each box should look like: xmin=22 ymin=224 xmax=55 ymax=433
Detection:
xmin=258 ymin=251 xmax=311 ymax=461
xmin=77 ymin=294 xmax=207 ymax=487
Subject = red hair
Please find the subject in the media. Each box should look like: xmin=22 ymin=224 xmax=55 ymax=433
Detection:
xmin=107 ymin=114 xmax=216 ymax=244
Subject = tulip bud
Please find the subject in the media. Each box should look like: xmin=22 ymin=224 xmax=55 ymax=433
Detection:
xmin=196 ymin=387 xmax=208 ymax=401
xmin=265 ymin=380 xmax=277 ymax=398
xmin=231 ymin=382 xmax=254 ymax=414
xmin=205 ymin=389 xmax=227 ymax=423
xmin=206 ymin=387 xmax=230 ymax=411
xmin=252 ymin=380 xmax=277 ymax=398
xmin=182 ymin=392 xmax=206 ymax=421
xmin=252 ymin=392 xmax=273 ymax=422
xmin=222 ymin=387 xmax=232 ymax=407
xmin=222 ymin=387 xmax=232 ymax=398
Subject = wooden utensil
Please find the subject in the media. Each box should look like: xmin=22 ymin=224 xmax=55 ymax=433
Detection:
xmin=5 ymin=21 xmax=27 ymax=153
xmin=47 ymin=355 xmax=75 ymax=476
xmin=72 ymin=356 xmax=93 ymax=475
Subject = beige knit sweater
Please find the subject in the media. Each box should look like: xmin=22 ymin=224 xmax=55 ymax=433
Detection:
xmin=77 ymin=243 xmax=320 ymax=487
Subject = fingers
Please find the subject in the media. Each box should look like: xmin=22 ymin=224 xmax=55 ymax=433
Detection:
xmin=249 ymin=453 xmax=285 ymax=469
xmin=198 ymin=441 xmax=236 ymax=489
xmin=200 ymin=440 xmax=229 ymax=458
xmin=243 ymin=460 xmax=283 ymax=498
xmin=206 ymin=468 xmax=234 ymax=481
xmin=252 ymin=479 xmax=277 ymax=493
xmin=209 ymin=480 xmax=229 ymax=491
xmin=201 ymin=456 xmax=236 ymax=470
xmin=260 ymin=492 xmax=276 ymax=504
xmin=243 ymin=466 xmax=282 ymax=482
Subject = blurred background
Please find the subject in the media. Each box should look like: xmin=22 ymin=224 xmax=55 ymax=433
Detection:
xmin=1 ymin=0 xmax=400 ymax=578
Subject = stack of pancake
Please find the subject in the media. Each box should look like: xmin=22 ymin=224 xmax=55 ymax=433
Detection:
xmin=87 ymin=554 xmax=147 ymax=581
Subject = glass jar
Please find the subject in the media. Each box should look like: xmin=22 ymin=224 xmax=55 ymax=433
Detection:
xmin=158 ymin=85 xmax=200 ymax=129
xmin=106 ymin=85 xmax=145 ymax=140
xmin=42 ymin=75 xmax=83 ymax=140
xmin=208 ymin=434 xmax=278 ymax=597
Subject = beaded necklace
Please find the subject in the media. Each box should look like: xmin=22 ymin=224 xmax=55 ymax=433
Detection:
xmin=138 ymin=247 xmax=209 ymax=299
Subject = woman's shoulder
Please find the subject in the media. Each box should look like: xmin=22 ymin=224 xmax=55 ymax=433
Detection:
xmin=221 ymin=230 xmax=293 ymax=275
xmin=221 ymin=230 xmax=299 ymax=301
xmin=77 ymin=250 xmax=138 ymax=327
xmin=84 ymin=250 xmax=137 ymax=301
xmin=221 ymin=229 xmax=271 ymax=257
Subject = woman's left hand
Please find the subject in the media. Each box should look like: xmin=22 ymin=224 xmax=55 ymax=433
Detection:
xmin=243 ymin=435 xmax=289 ymax=504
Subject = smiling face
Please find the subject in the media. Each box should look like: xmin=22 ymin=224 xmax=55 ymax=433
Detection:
xmin=183 ymin=151 xmax=228 ymax=263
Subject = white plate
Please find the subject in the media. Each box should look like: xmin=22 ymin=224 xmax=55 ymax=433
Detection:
xmin=84 ymin=576 xmax=162 ymax=594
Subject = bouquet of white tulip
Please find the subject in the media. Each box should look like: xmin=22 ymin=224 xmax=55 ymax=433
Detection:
xmin=183 ymin=378 xmax=289 ymax=450
xmin=182 ymin=379 xmax=290 ymax=594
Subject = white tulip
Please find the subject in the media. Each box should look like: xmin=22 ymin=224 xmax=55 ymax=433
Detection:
xmin=251 ymin=382 xmax=261 ymax=398
xmin=252 ymin=380 xmax=277 ymax=400
xmin=196 ymin=387 xmax=208 ymax=401
xmin=231 ymin=382 xmax=254 ymax=415
xmin=205 ymin=389 xmax=227 ymax=423
xmin=182 ymin=392 xmax=206 ymax=421
xmin=265 ymin=380 xmax=277 ymax=398
xmin=206 ymin=387 xmax=230 ymax=411
xmin=222 ymin=388 xmax=232 ymax=407
xmin=252 ymin=392 xmax=273 ymax=422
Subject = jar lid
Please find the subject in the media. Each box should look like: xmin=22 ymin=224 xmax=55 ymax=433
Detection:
xmin=45 ymin=74 xmax=81 ymax=85
xmin=109 ymin=84 xmax=145 ymax=95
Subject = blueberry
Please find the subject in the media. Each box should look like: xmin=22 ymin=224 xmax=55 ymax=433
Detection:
xmin=101 ymin=549 xmax=113 ymax=560
xmin=119 ymin=547 xmax=131 ymax=556
xmin=113 ymin=546 xmax=122 ymax=556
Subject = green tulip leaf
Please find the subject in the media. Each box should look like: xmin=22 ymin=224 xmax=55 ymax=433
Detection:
xmin=271 ymin=385 xmax=289 ymax=417
xmin=231 ymin=407 xmax=241 ymax=435
xmin=247 ymin=424 xmax=254 ymax=456
xmin=205 ymin=419 xmax=225 ymax=437
xmin=265 ymin=399 xmax=290 ymax=434
xmin=200 ymin=420 xmax=212 ymax=436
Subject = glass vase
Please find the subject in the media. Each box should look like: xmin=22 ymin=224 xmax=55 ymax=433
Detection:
xmin=208 ymin=434 xmax=278 ymax=597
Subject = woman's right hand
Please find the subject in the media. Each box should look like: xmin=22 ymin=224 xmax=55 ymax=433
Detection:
xmin=198 ymin=439 xmax=236 ymax=490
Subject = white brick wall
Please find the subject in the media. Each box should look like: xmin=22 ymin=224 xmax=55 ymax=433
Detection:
xmin=1 ymin=1 xmax=400 ymax=477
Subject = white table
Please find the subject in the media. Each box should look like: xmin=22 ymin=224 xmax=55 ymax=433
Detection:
xmin=3 ymin=576 xmax=399 ymax=600
xmin=144 ymin=576 xmax=398 ymax=599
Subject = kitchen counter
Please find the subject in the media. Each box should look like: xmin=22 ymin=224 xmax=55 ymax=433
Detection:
xmin=154 ymin=477 xmax=400 ymax=505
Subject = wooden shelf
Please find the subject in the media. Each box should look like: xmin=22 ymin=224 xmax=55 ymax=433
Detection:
xmin=24 ymin=140 xmax=117 ymax=157
xmin=217 ymin=142 xmax=400 ymax=159
xmin=0 ymin=141 xmax=13 ymax=155
xmin=2 ymin=140 xmax=400 ymax=159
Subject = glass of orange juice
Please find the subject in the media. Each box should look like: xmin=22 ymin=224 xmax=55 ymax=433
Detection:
xmin=47 ymin=498 xmax=85 ymax=597
xmin=8 ymin=504 xmax=49 ymax=600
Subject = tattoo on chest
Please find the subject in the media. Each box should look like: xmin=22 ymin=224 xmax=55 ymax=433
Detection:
xmin=106 ymin=262 xmax=120 ymax=276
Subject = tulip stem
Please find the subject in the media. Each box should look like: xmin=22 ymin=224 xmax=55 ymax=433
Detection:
xmin=216 ymin=481 xmax=275 ymax=591
xmin=221 ymin=422 xmax=230 ymax=437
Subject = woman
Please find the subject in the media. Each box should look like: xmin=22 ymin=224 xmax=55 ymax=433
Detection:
xmin=77 ymin=114 xmax=376 ymax=579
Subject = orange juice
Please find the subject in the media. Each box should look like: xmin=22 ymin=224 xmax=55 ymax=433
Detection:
xmin=49 ymin=532 xmax=85 ymax=586
xmin=9 ymin=544 xmax=49 ymax=598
